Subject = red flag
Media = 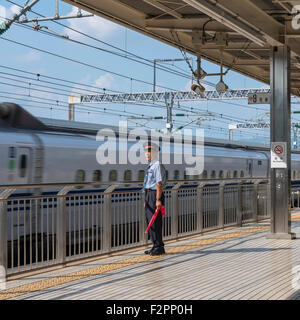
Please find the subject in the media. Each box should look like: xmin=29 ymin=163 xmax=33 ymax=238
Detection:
xmin=145 ymin=205 xmax=166 ymax=233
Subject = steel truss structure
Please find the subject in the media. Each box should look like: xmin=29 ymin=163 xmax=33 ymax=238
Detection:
xmin=79 ymin=88 xmax=272 ymax=104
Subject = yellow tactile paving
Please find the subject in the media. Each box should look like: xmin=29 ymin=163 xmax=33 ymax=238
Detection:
xmin=1 ymin=214 xmax=299 ymax=300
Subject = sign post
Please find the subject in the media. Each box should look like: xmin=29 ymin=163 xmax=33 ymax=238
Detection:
xmin=267 ymin=46 xmax=295 ymax=239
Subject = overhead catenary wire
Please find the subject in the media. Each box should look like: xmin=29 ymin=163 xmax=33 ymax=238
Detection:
xmin=0 ymin=76 xmax=270 ymax=125
xmin=0 ymin=82 xmax=169 ymax=111
xmin=0 ymin=2 xmax=282 ymax=141
xmin=0 ymin=36 xmax=182 ymax=92
xmin=1 ymin=2 xmax=216 ymax=88
xmin=1 ymin=17 xmax=197 ymax=83
xmin=0 ymin=91 xmax=271 ymax=138
xmin=0 ymin=93 xmax=152 ymax=123
xmin=0 ymin=64 xmax=271 ymax=116
xmin=0 ymin=64 xmax=266 ymax=110
xmin=0 ymin=60 xmax=296 ymax=128
xmin=0 ymin=86 xmax=269 ymax=134
xmin=0 ymin=94 xmax=169 ymax=120
xmin=0 ymin=6 xmax=272 ymax=115
xmin=2 ymin=71 xmax=298 ymax=133
xmin=0 ymin=64 xmax=122 ymax=94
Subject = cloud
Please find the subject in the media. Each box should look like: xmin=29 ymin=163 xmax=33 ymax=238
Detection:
xmin=9 ymin=4 xmax=20 ymax=16
xmin=21 ymin=51 xmax=41 ymax=63
xmin=69 ymin=73 xmax=116 ymax=97
xmin=0 ymin=6 xmax=6 ymax=21
xmin=64 ymin=6 xmax=119 ymax=40
xmin=70 ymin=74 xmax=93 ymax=95
xmin=95 ymin=73 xmax=115 ymax=90
xmin=0 ymin=4 xmax=20 ymax=21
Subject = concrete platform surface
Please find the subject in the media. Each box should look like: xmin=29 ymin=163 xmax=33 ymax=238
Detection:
xmin=1 ymin=214 xmax=300 ymax=300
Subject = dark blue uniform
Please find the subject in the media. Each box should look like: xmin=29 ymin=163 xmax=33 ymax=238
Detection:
xmin=144 ymin=158 xmax=166 ymax=254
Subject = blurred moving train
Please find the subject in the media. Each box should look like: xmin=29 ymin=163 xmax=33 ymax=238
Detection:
xmin=1 ymin=102 xmax=300 ymax=193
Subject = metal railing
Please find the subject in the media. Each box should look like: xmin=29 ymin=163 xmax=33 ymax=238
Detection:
xmin=291 ymin=186 xmax=300 ymax=209
xmin=0 ymin=178 xmax=271 ymax=279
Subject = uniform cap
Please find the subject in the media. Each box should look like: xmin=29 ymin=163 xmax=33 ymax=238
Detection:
xmin=143 ymin=141 xmax=160 ymax=151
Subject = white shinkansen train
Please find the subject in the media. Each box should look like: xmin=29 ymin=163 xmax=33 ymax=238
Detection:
xmin=1 ymin=102 xmax=300 ymax=193
xmin=2 ymin=102 xmax=300 ymax=265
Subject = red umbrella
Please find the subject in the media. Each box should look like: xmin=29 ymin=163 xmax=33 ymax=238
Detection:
xmin=145 ymin=205 xmax=166 ymax=233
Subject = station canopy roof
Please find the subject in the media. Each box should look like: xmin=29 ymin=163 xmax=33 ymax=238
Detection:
xmin=63 ymin=0 xmax=300 ymax=96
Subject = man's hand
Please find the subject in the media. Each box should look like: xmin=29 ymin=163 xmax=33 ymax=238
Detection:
xmin=156 ymin=200 xmax=162 ymax=209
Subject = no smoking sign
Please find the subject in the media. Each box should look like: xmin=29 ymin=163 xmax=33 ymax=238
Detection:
xmin=274 ymin=145 xmax=283 ymax=155
xmin=271 ymin=142 xmax=287 ymax=168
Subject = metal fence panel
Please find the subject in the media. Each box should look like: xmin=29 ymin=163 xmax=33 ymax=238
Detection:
xmin=203 ymin=186 xmax=219 ymax=230
xmin=7 ymin=196 xmax=57 ymax=275
xmin=224 ymin=185 xmax=238 ymax=226
xmin=257 ymin=184 xmax=269 ymax=217
xmin=178 ymin=188 xmax=197 ymax=236
xmin=0 ymin=179 xmax=273 ymax=277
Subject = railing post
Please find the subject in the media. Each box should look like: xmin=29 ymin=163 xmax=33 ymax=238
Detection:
xmin=56 ymin=186 xmax=74 ymax=265
xmin=139 ymin=191 xmax=148 ymax=246
xmin=0 ymin=189 xmax=16 ymax=284
xmin=171 ymin=183 xmax=183 ymax=239
xmin=253 ymin=182 xmax=259 ymax=222
xmin=267 ymin=182 xmax=271 ymax=218
xmin=197 ymin=183 xmax=205 ymax=233
xmin=0 ymin=200 xmax=7 ymax=286
xmin=237 ymin=183 xmax=243 ymax=227
xmin=102 ymin=185 xmax=118 ymax=254
xmin=219 ymin=183 xmax=225 ymax=229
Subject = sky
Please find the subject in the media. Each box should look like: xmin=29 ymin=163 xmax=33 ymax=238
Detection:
xmin=0 ymin=0 xmax=285 ymax=144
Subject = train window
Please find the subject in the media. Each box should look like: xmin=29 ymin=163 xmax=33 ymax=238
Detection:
xmin=258 ymin=160 xmax=262 ymax=166
xmin=211 ymin=170 xmax=216 ymax=179
xmin=165 ymin=170 xmax=169 ymax=180
xmin=202 ymin=170 xmax=207 ymax=179
xmin=240 ymin=170 xmax=244 ymax=178
xmin=124 ymin=170 xmax=132 ymax=181
xmin=293 ymin=170 xmax=296 ymax=180
xmin=233 ymin=170 xmax=238 ymax=178
xmin=138 ymin=170 xmax=145 ymax=181
xmin=75 ymin=170 xmax=85 ymax=189
xmin=19 ymin=155 xmax=27 ymax=178
xmin=75 ymin=170 xmax=85 ymax=182
xmin=109 ymin=170 xmax=118 ymax=181
xmin=93 ymin=170 xmax=101 ymax=188
xmin=247 ymin=161 xmax=252 ymax=176
xmin=184 ymin=170 xmax=188 ymax=180
xmin=174 ymin=170 xmax=180 ymax=180
xmin=226 ymin=171 xmax=231 ymax=178
xmin=193 ymin=173 xmax=199 ymax=180
xmin=219 ymin=170 xmax=224 ymax=179
xmin=93 ymin=170 xmax=102 ymax=182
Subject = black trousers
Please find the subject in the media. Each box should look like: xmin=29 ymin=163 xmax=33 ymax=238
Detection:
xmin=145 ymin=189 xmax=165 ymax=249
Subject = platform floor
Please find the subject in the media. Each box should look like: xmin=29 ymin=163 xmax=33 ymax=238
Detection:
xmin=1 ymin=213 xmax=300 ymax=300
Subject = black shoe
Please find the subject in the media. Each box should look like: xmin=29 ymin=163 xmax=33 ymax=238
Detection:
xmin=144 ymin=247 xmax=154 ymax=255
xmin=150 ymin=247 xmax=165 ymax=256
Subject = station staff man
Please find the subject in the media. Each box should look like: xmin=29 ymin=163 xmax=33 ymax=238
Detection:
xmin=143 ymin=141 xmax=166 ymax=256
